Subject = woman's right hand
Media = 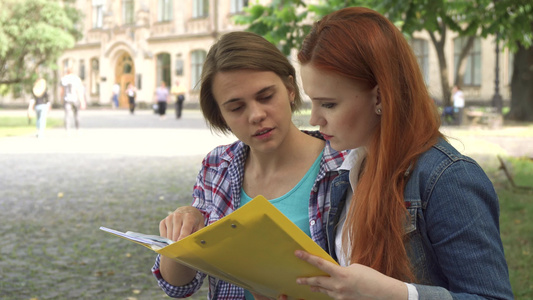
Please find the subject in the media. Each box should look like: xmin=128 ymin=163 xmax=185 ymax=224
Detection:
xmin=158 ymin=206 xmax=206 ymax=286
xmin=159 ymin=206 xmax=205 ymax=242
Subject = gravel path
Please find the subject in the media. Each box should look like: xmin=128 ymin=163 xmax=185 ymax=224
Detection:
xmin=0 ymin=109 xmax=235 ymax=300
xmin=1 ymin=108 xmax=531 ymax=300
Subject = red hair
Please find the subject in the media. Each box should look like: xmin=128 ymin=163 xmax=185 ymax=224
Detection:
xmin=298 ymin=7 xmax=442 ymax=281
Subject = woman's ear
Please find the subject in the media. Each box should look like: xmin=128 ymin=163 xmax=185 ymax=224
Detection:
xmin=373 ymin=85 xmax=382 ymax=115
xmin=373 ymin=85 xmax=381 ymax=106
xmin=287 ymin=75 xmax=296 ymax=101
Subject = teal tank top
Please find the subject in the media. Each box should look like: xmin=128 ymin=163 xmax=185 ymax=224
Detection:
xmin=239 ymin=150 xmax=323 ymax=300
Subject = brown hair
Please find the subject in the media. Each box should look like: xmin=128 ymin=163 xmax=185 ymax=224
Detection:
xmin=200 ymin=31 xmax=302 ymax=134
xmin=299 ymin=7 xmax=442 ymax=281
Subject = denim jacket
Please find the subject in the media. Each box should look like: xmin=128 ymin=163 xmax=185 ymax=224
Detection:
xmin=326 ymin=139 xmax=514 ymax=299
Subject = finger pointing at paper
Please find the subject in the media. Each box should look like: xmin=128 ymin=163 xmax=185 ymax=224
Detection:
xmin=159 ymin=206 xmax=205 ymax=242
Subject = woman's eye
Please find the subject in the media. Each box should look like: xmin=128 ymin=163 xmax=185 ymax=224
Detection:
xmin=322 ymin=103 xmax=336 ymax=109
xmin=258 ymin=94 xmax=274 ymax=101
xmin=229 ymin=105 xmax=243 ymax=112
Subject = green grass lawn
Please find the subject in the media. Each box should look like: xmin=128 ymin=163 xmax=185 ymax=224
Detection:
xmin=1 ymin=114 xmax=531 ymax=298
xmin=495 ymin=157 xmax=533 ymax=299
xmin=0 ymin=115 xmax=62 ymax=137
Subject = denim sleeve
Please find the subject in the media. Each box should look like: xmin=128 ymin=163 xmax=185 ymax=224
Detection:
xmin=416 ymin=159 xmax=513 ymax=300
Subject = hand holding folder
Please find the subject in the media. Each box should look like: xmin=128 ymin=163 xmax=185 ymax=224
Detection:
xmin=100 ymin=195 xmax=337 ymax=300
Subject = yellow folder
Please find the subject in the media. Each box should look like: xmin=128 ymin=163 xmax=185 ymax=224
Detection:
xmin=101 ymin=195 xmax=337 ymax=300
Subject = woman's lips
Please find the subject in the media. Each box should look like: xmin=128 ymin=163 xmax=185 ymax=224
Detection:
xmin=253 ymin=128 xmax=274 ymax=139
xmin=321 ymin=132 xmax=333 ymax=140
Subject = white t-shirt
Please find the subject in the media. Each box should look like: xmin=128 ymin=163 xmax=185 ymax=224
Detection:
xmin=453 ymin=90 xmax=465 ymax=108
xmin=335 ymin=147 xmax=366 ymax=267
xmin=335 ymin=147 xmax=419 ymax=300
xmin=112 ymin=83 xmax=120 ymax=95
xmin=61 ymin=74 xmax=82 ymax=103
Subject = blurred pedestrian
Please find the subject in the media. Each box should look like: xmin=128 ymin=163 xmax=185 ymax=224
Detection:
xmin=154 ymin=81 xmax=170 ymax=119
xmin=126 ymin=82 xmax=137 ymax=114
xmin=60 ymin=68 xmax=86 ymax=132
xmin=28 ymin=77 xmax=51 ymax=138
xmin=170 ymin=79 xmax=186 ymax=119
xmin=112 ymin=82 xmax=120 ymax=109
xmin=452 ymin=84 xmax=465 ymax=125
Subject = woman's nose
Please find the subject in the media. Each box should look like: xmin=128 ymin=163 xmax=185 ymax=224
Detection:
xmin=309 ymin=106 xmax=324 ymax=127
xmin=248 ymin=102 xmax=267 ymax=124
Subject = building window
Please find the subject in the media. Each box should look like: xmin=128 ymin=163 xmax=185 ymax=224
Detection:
xmin=191 ymin=50 xmax=206 ymax=90
xmin=175 ymin=55 xmax=184 ymax=76
xmin=158 ymin=0 xmax=173 ymax=22
xmin=411 ymin=38 xmax=429 ymax=84
xmin=454 ymin=37 xmax=481 ymax=86
xmin=122 ymin=55 xmax=133 ymax=74
xmin=79 ymin=59 xmax=86 ymax=80
xmin=193 ymin=0 xmax=209 ymax=18
xmin=90 ymin=58 xmax=100 ymax=96
xmin=92 ymin=0 xmax=104 ymax=28
xmin=231 ymin=0 xmax=249 ymax=14
xmin=122 ymin=0 xmax=134 ymax=25
xmin=156 ymin=53 xmax=171 ymax=88
xmin=62 ymin=58 xmax=72 ymax=76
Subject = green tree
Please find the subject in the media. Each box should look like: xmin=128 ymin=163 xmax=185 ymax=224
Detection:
xmin=235 ymin=0 xmax=533 ymax=120
xmin=234 ymin=0 xmax=313 ymax=55
xmin=492 ymin=0 xmax=533 ymax=121
xmin=0 ymin=0 xmax=82 ymax=93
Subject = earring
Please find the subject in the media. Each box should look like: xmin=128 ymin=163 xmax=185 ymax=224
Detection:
xmin=376 ymin=108 xmax=382 ymax=115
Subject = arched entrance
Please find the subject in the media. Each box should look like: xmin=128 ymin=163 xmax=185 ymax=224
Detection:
xmin=115 ymin=53 xmax=135 ymax=107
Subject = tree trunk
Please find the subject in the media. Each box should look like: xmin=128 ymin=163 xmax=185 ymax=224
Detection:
xmin=454 ymin=36 xmax=475 ymax=87
xmin=507 ymin=43 xmax=533 ymax=121
xmin=429 ymin=28 xmax=452 ymax=107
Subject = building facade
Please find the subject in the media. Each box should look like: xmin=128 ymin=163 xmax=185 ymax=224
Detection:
xmin=59 ymin=0 xmax=257 ymax=108
xmin=57 ymin=0 xmax=512 ymax=108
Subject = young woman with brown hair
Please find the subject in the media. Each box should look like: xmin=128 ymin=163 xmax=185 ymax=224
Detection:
xmin=152 ymin=31 xmax=346 ymax=300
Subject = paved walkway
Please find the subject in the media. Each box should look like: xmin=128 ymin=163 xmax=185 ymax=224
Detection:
xmin=0 ymin=108 xmax=237 ymax=300
xmin=0 ymin=108 xmax=237 ymax=157
xmin=1 ymin=108 xmax=532 ymax=158
xmin=0 ymin=108 xmax=531 ymax=299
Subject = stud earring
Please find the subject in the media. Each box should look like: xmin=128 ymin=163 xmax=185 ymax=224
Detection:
xmin=376 ymin=108 xmax=382 ymax=115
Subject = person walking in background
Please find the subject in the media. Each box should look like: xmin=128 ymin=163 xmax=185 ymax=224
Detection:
xmin=112 ymin=82 xmax=120 ymax=109
xmin=60 ymin=68 xmax=86 ymax=132
xmin=126 ymin=82 xmax=137 ymax=114
xmin=452 ymin=84 xmax=465 ymax=125
xmin=292 ymin=7 xmax=513 ymax=300
xmin=170 ymin=79 xmax=186 ymax=119
xmin=27 ymin=77 xmax=51 ymax=138
xmin=154 ymin=81 xmax=170 ymax=119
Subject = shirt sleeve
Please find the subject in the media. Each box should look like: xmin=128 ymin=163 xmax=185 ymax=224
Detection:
xmin=415 ymin=159 xmax=513 ymax=299
xmin=152 ymin=254 xmax=206 ymax=298
xmin=406 ymin=283 xmax=419 ymax=300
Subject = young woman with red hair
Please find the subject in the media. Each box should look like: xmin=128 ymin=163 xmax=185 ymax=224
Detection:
xmin=294 ymin=7 xmax=513 ymax=300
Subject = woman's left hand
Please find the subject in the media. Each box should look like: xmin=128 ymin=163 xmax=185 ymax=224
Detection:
xmin=294 ymin=250 xmax=408 ymax=300
xmin=252 ymin=292 xmax=276 ymax=300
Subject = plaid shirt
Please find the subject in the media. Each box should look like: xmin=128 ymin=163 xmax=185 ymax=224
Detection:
xmin=152 ymin=131 xmax=346 ymax=299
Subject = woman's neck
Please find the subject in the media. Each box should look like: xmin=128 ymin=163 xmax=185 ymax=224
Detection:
xmin=247 ymin=125 xmax=323 ymax=175
xmin=242 ymin=126 xmax=324 ymax=199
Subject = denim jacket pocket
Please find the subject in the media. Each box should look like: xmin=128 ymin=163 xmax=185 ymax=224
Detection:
xmin=404 ymin=201 xmax=432 ymax=284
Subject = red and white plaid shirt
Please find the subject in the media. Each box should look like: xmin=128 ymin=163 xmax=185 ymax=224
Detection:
xmin=152 ymin=131 xmax=346 ymax=299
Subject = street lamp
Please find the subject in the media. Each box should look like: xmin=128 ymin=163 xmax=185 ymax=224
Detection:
xmin=492 ymin=32 xmax=503 ymax=114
